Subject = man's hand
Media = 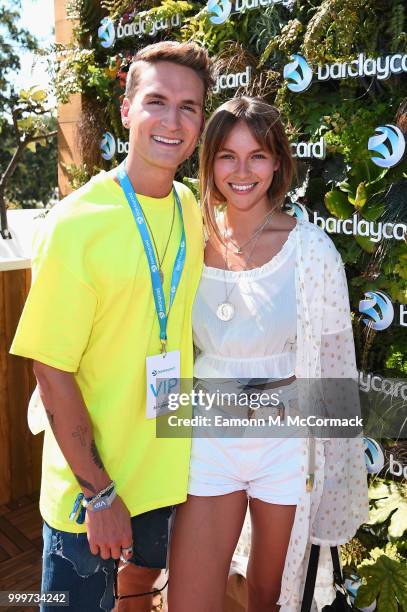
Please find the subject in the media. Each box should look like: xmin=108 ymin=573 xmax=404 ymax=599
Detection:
xmin=86 ymin=495 xmax=133 ymax=560
xmin=32 ymin=362 xmax=133 ymax=561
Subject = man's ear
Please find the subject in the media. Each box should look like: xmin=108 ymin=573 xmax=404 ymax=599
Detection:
xmin=121 ymin=97 xmax=130 ymax=129
xmin=200 ymin=114 xmax=206 ymax=135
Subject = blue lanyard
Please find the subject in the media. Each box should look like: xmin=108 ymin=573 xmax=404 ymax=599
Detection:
xmin=117 ymin=163 xmax=186 ymax=352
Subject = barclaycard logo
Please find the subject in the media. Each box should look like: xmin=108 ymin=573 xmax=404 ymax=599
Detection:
xmin=359 ymin=290 xmax=394 ymax=331
xmin=313 ymin=212 xmax=407 ymax=242
xmin=152 ymin=366 xmax=176 ymax=377
xmin=368 ymin=124 xmax=406 ymax=168
xmin=207 ymin=0 xmax=232 ymax=24
xmin=207 ymin=0 xmax=291 ymax=25
xmin=99 ymin=131 xmax=116 ymax=160
xmin=291 ymin=136 xmax=326 ymax=159
xmin=389 ymin=454 xmax=407 ymax=478
xmin=286 ymin=202 xmax=309 ymax=221
xmin=283 ymin=54 xmax=313 ymax=92
xmin=98 ymin=17 xmax=115 ymax=48
xmin=213 ymin=67 xmax=251 ymax=93
xmin=99 ymin=133 xmax=129 ymax=160
xmin=363 ymin=437 xmax=385 ymax=474
xmin=98 ymin=14 xmax=181 ymax=47
xmin=284 ymin=52 xmax=407 ymax=93
xmin=359 ymin=371 xmax=407 ymax=400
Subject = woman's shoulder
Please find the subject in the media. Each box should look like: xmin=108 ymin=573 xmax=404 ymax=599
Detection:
xmin=296 ymin=218 xmax=343 ymax=265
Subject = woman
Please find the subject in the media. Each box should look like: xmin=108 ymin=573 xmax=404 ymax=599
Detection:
xmin=168 ymin=97 xmax=368 ymax=611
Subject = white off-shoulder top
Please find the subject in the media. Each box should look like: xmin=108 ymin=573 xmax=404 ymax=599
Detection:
xmin=193 ymin=225 xmax=297 ymax=380
xmin=192 ymin=219 xmax=368 ymax=611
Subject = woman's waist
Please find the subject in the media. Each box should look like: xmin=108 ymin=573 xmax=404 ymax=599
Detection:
xmin=194 ymin=350 xmax=296 ymax=378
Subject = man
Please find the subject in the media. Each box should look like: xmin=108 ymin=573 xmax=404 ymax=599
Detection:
xmin=11 ymin=40 xmax=213 ymax=611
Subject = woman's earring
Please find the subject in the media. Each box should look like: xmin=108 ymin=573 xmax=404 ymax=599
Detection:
xmin=123 ymin=118 xmax=129 ymax=128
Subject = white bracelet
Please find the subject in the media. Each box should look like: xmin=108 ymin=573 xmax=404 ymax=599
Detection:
xmin=82 ymin=481 xmax=116 ymax=510
xmin=84 ymin=487 xmax=117 ymax=512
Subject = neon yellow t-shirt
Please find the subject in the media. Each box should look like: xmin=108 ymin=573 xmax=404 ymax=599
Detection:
xmin=10 ymin=170 xmax=203 ymax=532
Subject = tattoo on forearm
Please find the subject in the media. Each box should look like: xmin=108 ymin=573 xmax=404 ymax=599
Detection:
xmin=90 ymin=439 xmax=104 ymax=470
xmin=74 ymin=474 xmax=96 ymax=493
xmin=72 ymin=425 xmax=88 ymax=447
xmin=45 ymin=410 xmax=56 ymax=433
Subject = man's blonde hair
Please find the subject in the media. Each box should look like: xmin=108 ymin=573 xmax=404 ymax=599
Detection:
xmin=125 ymin=41 xmax=214 ymax=103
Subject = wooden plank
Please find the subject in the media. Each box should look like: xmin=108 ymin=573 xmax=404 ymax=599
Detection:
xmin=0 ymin=517 xmax=34 ymax=553
xmin=0 ymin=547 xmax=11 ymax=563
xmin=0 ymin=272 xmax=11 ymax=505
xmin=0 ymin=548 xmax=41 ymax=589
xmin=24 ymin=270 xmax=43 ymax=498
xmin=4 ymin=270 xmax=33 ymax=501
xmin=0 ymin=530 xmax=21 ymax=557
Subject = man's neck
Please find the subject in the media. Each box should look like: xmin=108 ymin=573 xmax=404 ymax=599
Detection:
xmin=123 ymin=154 xmax=176 ymax=198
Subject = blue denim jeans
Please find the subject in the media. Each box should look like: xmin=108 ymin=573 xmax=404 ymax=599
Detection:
xmin=41 ymin=507 xmax=173 ymax=610
xmin=41 ymin=522 xmax=115 ymax=611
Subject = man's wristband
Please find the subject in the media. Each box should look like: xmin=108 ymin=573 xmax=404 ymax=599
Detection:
xmin=82 ymin=482 xmax=116 ymax=512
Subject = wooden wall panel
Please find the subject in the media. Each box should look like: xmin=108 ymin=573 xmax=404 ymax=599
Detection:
xmin=0 ymin=272 xmax=11 ymax=503
xmin=0 ymin=269 xmax=41 ymax=505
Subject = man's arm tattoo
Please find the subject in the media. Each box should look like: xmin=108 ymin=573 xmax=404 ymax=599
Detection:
xmin=72 ymin=425 xmax=88 ymax=447
xmin=74 ymin=474 xmax=97 ymax=494
xmin=90 ymin=439 xmax=104 ymax=470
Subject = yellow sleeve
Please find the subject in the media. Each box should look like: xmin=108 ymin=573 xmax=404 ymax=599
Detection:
xmin=10 ymin=213 xmax=98 ymax=372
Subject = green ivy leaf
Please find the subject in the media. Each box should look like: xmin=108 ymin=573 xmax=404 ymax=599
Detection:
xmin=17 ymin=117 xmax=35 ymax=132
xmin=337 ymin=180 xmax=353 ymax=194
xmin=354 ymin=234 xmax=377 ymax=253
xmin=360 ymin=198 xmax=385 ymax=221
xmin=354 ymin=182 xmax=368 ymax=210
xmin=356 ymin=555 xmax=407 ymax=612
xmin=325 ymin=190 xmax=354 ymax=219
xmin=29 ymin=86 xmax=47 ymax=102
xmin=368 ymin=481 xmax=407 ymax=538
xmin=26 ymin=141 xmax=37 ymax=153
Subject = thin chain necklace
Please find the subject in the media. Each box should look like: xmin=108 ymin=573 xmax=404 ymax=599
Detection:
xmin=142 ymin=194 xmax=176 ymax=284
xmin=224 ymin=210 xmax=274 ymax=255
xmin=216 ymin=212 xmax=274 ymax=322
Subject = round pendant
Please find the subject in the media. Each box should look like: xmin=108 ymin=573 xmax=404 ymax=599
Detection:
xmin=216 ymin=302 xmax=235 ymax=322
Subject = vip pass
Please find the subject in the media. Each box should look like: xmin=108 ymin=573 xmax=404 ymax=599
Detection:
xmin=117 ymin=163 xmax=186 ymax=352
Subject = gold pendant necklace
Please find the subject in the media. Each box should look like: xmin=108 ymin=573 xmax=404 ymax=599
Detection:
xmin=216 ymin=211 xmax=274 ymax=322
xmin=142 ymin=194 xmax=176 ymax=284
xmin=224 ymin=210 xmax=274 ymax=255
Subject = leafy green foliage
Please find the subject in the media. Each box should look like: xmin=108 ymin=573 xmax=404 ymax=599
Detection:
xmin=356 ymin=554 xmax=407 ymax=611
xmin=0 ymin=0 xmax=38 ymax=113
xmin=55 ymin=0 xmax=407 ymax=385
xmin=368 ymin=480 xmax=407 ymax=539
xmin=0 ymin=118 xmax=57 ymax=208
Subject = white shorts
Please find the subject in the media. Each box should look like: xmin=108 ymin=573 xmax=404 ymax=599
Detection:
xmin=188 ymin=435 xmax=305 ymax=505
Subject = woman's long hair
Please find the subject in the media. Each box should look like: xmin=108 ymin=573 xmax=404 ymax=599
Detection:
xmin=199 ymin=96 xmax=295 ymax=244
